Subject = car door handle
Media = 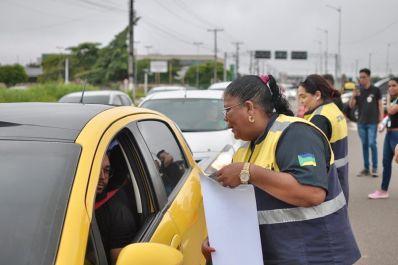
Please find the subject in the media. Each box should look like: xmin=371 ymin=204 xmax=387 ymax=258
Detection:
xmin=170 ymin=234 xmax=182 ymax=250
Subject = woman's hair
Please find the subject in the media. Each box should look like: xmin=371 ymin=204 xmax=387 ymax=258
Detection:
xmin=389 ymin=77 xmax=398 ymax=84
xmin=300 ymin=74 xmax=341 ymax=100
xmin=224 ymin=75 xmax=294 ymax=116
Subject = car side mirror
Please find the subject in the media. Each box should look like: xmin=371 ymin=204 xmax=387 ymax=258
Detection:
xmin=116 ymin=243 xmax=183 ymax=265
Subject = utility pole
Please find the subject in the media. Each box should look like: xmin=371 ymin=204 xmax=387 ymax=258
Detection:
xmin=223 ymin=52 xmax=227 ymax=81
xmin=248 ymin=51 xmax=254 ymax=74
xmin=208 ymin=28 xmax=223 ymax=83
xmin=193 ymin=42 xmax=203 ymax=88
xmin=128 ymin=0 xmax=140 ymax=101
xmin=231 ymin=42 xmax=243 ymax=78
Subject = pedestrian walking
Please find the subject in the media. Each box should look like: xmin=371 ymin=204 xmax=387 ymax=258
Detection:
xmin=298 ymin=74 xmax=349 ymax=202
xmin=368 ymin=77 xmax=398 ymax=199
xmin=349 ymin=68 xmax=384 ymax=177
xmin=202 ymin=74 xmax=361 ymax=264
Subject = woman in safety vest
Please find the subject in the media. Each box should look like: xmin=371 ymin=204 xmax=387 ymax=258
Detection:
xmin=202 ymin=74 xmax=360 ymax=264
xmin=298 ymin=74 xmax=349 ymax=202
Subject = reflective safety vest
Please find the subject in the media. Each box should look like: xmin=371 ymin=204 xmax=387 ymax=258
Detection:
xmin=304 ymin=102 xmax=349 ymax=202
xmin=233 ymin=114 xmax=360 ymax=265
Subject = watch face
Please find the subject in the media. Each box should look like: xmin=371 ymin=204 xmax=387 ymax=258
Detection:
xmin=240 ymin=172 xmax=250 ymax=182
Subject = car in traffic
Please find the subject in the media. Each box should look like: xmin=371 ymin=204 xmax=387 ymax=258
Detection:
xmin=0 ymin=103 xmax=206 ymax=265
xmin=279 ymin=83 xmax=298 ymax=100
xmin=139 ymin=90 xmax=243 ymax=170
xmin=58 ymin=90 xmax=134 ymax=106
xmin=147 ymin=85 xmax=186 ymax=95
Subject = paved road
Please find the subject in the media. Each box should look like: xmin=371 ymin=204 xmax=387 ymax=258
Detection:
xmin=347 ymin=122 xmax=398 ymax=265
xmin=289 ymin=98 xmax=398 ymax=265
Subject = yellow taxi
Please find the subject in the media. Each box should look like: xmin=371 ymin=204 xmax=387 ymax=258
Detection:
xmin=0 ymin=103 xmax=207 ymax=265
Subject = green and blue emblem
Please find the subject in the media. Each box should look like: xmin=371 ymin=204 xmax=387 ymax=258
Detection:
xmin=298 ymin=153 xmax=317 ymax=167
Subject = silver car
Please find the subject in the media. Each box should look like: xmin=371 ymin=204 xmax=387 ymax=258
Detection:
xmin=59 ymin=90 xmax=134 ymax=106
xmin=139 ymin=90 xmax=243 ymax=170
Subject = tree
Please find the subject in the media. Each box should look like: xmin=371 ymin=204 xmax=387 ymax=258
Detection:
xmin=39 ymin=54 xmax=66 ymax=82
xmin=67 ymin=42 xmax=101 ymax=80
xmin=0 ymin=64 xmax=28 ymax=86
xmin=184 ymin=62 xmax=225 ymax=88
xmin=89 ymin=29 xmax=128 ymax=84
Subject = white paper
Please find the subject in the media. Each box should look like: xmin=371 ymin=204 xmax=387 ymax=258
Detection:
xmin=200 ymin=175 xmax=263 ymax=265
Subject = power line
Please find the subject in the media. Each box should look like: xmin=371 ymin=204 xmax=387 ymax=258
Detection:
xmin=151 ymin=0 xmax=206 ymax=30
xmin=344 ymin=17 xmax=398 ymax=45
xmin=172 ymin=0 xmax=216 ymax=28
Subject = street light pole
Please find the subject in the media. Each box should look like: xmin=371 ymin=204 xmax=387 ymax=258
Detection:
xmin=317 ymin=28 xmax=329 ymax=74
xmin=386 ymin=43 xmax=391 ymax=75
xmin=327 ymin=5 xmax=342 ymax=81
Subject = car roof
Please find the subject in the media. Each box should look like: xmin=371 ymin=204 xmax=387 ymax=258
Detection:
xmin=61 ymin=90 xmax=128 ymax=97
xmin=208 ymin=81 xmax=231 ymax=90
xmin=0 ymin=103 xmax=114 ymax=142
xmin=141 ymin=89 xmax=224 ymax=102
xmin=151 ymin=86 xmax=186 ymax=91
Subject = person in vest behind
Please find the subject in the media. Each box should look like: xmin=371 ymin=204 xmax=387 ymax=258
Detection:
xmin=202 ymin=75 xmax=360 ymax=264
xmin=298 ymin=74 xmax=349 ymax=202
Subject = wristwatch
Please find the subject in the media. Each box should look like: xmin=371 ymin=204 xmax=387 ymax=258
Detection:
xmin=240 ymin=162 xmax=251 ymax=184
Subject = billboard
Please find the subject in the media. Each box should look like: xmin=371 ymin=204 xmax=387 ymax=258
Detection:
xmin=254 ymin=50 xmax=271 ymax=59
xmin=274 ymin=51 xmax=287 ymax=60
xmin=291 ymin=51 xmax=308 ymax=60
xmin=150 ymin=61 xmax=168 ymax=73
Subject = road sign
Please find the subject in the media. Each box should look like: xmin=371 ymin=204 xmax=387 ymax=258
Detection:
xmin=150 ymin=61 xmax=168 ymax=73
xmin=255 ymin=50 xmax=271 ymax=59
xmin=291 ymin=51 xmax=307 ymax=60
xmin=275 ymin=51 xmax=287 ymax=60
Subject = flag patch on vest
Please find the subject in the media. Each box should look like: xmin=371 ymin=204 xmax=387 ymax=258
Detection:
xmin=298 ymin=153 xmax=317 ymax=166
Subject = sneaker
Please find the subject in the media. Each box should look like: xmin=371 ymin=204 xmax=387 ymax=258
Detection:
xmin=368 ymin=190 xmax=389 ymax=199
xmin=371 ymin=168 xmax=379 ymax=178
xmin=356 ymin=169 xmax=370 ymax=177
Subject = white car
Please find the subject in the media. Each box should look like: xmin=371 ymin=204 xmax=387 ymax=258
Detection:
xmin=139 ymin=90 xmax=243 ymax=170
xmin=58 ymin=90 xmax=133 ymax=106
xmin=208 ymin=81 xmax=231 ymax=90
xmin=147 ymin=85 xmax=186 ymax=95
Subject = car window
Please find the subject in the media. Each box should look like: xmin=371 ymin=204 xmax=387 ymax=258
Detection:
xmin=112 ymin=95 xmax=123 ymax=106
xmin=141 ymin=99 xmax=227 ymax=132
xmin=0 ymin=141 xmax=80 ymax=265
xmin=137 ymin=120 xmax=189 ymax=196
xmin=120 ymin=95 xmax=132 ymax=106
xmin=90 ymin=134 xmax=151 ymax=264
xmin=59 ymin=95 xmax=110 ymax=104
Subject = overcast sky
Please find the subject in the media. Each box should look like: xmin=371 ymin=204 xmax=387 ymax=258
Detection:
xmin=1 ymin=0 xmax=397 ymax=77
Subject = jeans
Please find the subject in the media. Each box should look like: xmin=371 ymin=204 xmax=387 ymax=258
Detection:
xmin=357 ymin=123 xmax=378 ymax=170
xmin=381 ymin=131 xmax=398 ymax=191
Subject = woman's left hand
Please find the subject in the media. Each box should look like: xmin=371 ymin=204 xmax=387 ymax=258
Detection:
xmin=216 ymin=162 xmax=245 ymax=188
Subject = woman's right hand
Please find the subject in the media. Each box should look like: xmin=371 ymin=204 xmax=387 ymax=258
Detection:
xmin=201 ymin=238 xmax=216 ymax=261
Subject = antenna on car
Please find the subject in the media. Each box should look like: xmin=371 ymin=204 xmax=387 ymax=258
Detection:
xmin=79 ymin=80 xmax=87 ymax=104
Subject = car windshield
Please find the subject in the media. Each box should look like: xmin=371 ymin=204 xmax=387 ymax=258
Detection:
xmin=59 ymin=94 xmax=110 ymax=104
xmin=142 ymin=98 xmax=228 ymax=132
xmin=0 ymin=141 xmax=80 ymax=265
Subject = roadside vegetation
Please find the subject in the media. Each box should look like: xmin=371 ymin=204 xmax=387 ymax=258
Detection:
xmin=0 ymin=83 xmax=97 ymax=102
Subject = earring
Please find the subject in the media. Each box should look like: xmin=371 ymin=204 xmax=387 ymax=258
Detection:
xmin=249 ymin=116 xmax=255 ymax=123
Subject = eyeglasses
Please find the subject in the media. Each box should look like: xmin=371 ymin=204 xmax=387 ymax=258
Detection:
xmin=101 ymin=166 xmax=113 ymax=178
xmin=223 ymin=102 xmax=243 ymax=117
